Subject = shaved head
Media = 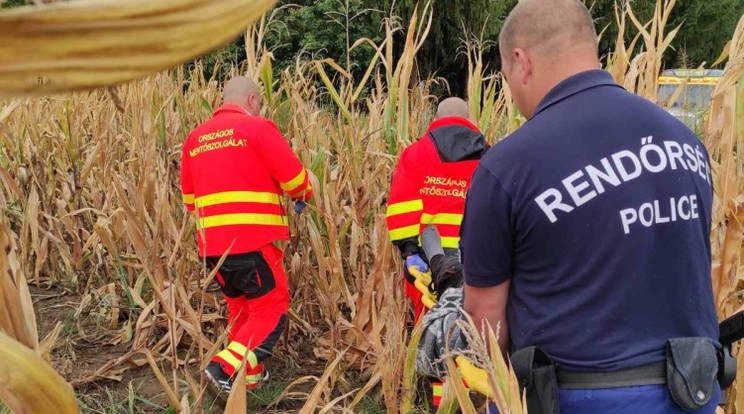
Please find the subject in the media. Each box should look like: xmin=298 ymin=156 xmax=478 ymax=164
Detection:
xmin=222 ymin=76 xmax=261 ymax=116
xmin=436 ymin=97 xmax=470 ymax=119
xmin=499 ymin=0 xmax=598 ymax=60
xmin=498 ymin=0 xmax=600 ymax=119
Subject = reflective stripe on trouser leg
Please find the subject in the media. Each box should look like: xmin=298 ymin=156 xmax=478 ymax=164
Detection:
xmin=432 ymin=378 xmax=469 ymax=408
xmin=212 ymin=341 xmax=260 ymax=377
xmin=245 ymin=363 xmax=265 ymax=389
xmin=432 ymin=381 xmax=443 ymax=407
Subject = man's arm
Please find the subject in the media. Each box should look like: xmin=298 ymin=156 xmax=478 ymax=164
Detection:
xmin=459 ymin=165 xmax=514 ymax=353
xmin=180 ymin=139 xmax=195 ymax=212
xmin=253 ymin=121 xmax=313 ymax=202
xmin=385 ymin=147 xmax=424 ymax=258
xmin=464 ymin=281 xmax=510 ymax=354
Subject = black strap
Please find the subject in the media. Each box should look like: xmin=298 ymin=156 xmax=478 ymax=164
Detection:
xmin=556 ymin=361 xmax=666 ymax=389
xmin=512 ymin=346 xmax=561 ymax=414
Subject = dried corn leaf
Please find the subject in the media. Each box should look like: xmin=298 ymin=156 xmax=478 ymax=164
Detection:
xmin=144 ymin=349 xmax=181 ymax=411
xmin=0 ymin=0 xmax=278 ymax=96
xmin=224 ymin=353 xmax=248 ymax=414
xmin=0 ymin=208 xmax=38 ymax=350
xmin=0 ymin=330 xmax=79 ymax=414
xmin=39 ymin=321 xmax=63 ymax=361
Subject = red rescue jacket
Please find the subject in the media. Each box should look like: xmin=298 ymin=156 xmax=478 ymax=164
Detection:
xmin=386 ymin=116 xmax=488 ymax=259
xmin=180 ymin=104 xmax=313 ymax=257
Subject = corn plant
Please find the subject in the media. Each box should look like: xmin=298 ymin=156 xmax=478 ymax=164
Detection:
xmin=0 ymin=1 xmax=742 ymax=413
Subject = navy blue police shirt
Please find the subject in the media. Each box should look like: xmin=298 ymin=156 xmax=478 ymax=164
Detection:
xmin=460 ymin=69 xmax=719 ymax=372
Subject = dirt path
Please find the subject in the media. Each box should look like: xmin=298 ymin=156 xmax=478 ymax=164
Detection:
xmin=31 ymin=285 xmax=363 ymax=413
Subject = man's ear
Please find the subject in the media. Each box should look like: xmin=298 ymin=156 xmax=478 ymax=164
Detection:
xmin=251 ymin=94 xmax=261 ymax=113
xmin=514 ymin=48 xmax=531 ymax=86
xmin=243 ymin=95 xmax=254 ymax=114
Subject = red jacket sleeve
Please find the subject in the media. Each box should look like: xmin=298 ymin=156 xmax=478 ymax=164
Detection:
xmin=253 ymin=121 xmax=314 ymax=202
xmin=180 ymin=135 xmax=195 ymax=212
xmin=386 ymin=145 xmax=424 ymax=253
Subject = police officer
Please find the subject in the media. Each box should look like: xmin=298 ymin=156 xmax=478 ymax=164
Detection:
xmin=460 ymin=0 xmax=720 ymax=413
xmin=180 ymin=76 xmax=313 ymax=395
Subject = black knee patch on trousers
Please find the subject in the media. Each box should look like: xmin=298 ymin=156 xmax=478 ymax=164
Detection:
xmin=207 ymin=251 xmax=277 ymax=300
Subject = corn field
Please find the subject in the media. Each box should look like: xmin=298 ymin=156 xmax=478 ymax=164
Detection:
xmin=0 ymin=0 xmax=743 ymax=413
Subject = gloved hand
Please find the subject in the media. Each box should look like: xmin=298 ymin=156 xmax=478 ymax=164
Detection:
xmin=406 ymin=254 xmax=436 ymax=308
xmin=455 ymin=356 xmax=493 ymax=398
xmin=294 ymin=200 xmax=307 ymax=213
xmin=405 ymin=254 xmax=429 ymax=273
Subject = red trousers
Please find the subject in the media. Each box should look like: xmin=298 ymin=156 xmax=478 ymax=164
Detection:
xmin=405 ymin=279 xmax=428 ymax=324
xmin=211 ymin=244 xmax=289 ymax=387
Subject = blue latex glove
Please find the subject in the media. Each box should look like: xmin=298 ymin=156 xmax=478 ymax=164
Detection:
xmin=405 ymin=254 xmax=429 ymax=273
xmin=294 ymin=200 xmax=307 ymax=213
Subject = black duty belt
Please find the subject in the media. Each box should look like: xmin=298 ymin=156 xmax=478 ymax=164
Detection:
xmin=556 ymin=361 xmax=666 ymax=389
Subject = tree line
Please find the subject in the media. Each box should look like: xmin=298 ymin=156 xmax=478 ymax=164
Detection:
xmin=4 ymin=0 xmax=742 ymax=96
xmin=208 ymin=0 xmax=743 ymax=96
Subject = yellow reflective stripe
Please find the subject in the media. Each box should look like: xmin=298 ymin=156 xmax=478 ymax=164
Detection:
xmin=183 ymin=193 xmax=195 ymax=204
xmin=245 ymin=373 xmax=263 ymax=384
xmin=432 ymin=384 xmax=443 ymax=397
xmin=658 ymin=76 xmax=719 ymax=85
xmin=386 ymin=199 xmax=423 ymax=217
xmin=389 ymin=224 xmax=420 ymax=241
xmin=216 ymin=349 xmax=243 ymax=371
xmin=293 ymin=184 xmax=312 ymax=198
xmin=197 ymin=213 xmax=288 ymax=229
xmin=691 ymin=78 xmax=719 ymax=84
xmin=195 ymin=191 xmax=280 ymax=208
xmin=227 ymin=341 xmax=247 ymax=357
xmin=227 ymin=342 xmax=258 ymax=368
xmin=440 ymin=237 xmax=459 ymax=249
xmin=280 ymin=169 xmax=307 ymax=192
xmin=420 ymin=213 xmax=463 ymax=226
xmin=658 ymin=76 xmax=682 ymax=85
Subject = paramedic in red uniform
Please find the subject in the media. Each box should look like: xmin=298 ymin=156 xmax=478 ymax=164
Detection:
xmin=385 ymin=98 xmax=488 ymax=322
xmin=180 ymin=76 xmax=313 ymax=394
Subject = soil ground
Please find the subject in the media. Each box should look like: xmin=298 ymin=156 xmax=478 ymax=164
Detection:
xmin=31 ymin=285 xmax=386 ymax=414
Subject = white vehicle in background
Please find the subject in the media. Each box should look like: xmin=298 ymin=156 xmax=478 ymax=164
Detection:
xmin=656 ymin=69 xmax=724 ymax=131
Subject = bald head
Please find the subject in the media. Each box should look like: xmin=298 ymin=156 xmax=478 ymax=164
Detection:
xmin=222 ymin=76 xmax=261 ymax=116
xmin=498 ymin=0 xmax=600 ymax=119
xmin=499 ymin=0 xmax=598 ymax=61
xmin=435 ymin=97 xmax=470 ymax=119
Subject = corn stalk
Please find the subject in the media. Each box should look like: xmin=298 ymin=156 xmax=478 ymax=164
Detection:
xmin=0 ymin=182 xmax=79 ymax=412
xmin=702 ymin=13 xmax=744 ymax=414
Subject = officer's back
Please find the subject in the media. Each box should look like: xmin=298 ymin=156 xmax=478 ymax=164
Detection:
xmin=459 ymin=0 xmax=720 ymax=413
xmin=486 ymin=69 xmax=718 ymax=371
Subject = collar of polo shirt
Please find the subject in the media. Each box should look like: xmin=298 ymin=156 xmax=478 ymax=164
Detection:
xmin=533 ymin=70 xmax=622 ymax=118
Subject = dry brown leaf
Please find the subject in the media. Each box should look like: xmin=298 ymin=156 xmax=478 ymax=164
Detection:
xmin=224 ymin=354 xmax=248 ymax=414
xmin=0 ymin=0 xmax=278 ymax=96
xmin=144 ymin=349 xmax=182 ymax=411
xmin=0 ymin=330 xmax=79 ymax=414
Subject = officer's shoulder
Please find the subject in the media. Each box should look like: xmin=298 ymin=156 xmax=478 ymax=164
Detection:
xmin=614 ymin=90 xmax=705 ymax=146
xmin=481 ymin=126 xmax=535 ymax=163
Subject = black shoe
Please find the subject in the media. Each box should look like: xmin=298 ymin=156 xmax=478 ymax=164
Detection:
xmin=205 ymin=362 xmax=233 ymax=394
